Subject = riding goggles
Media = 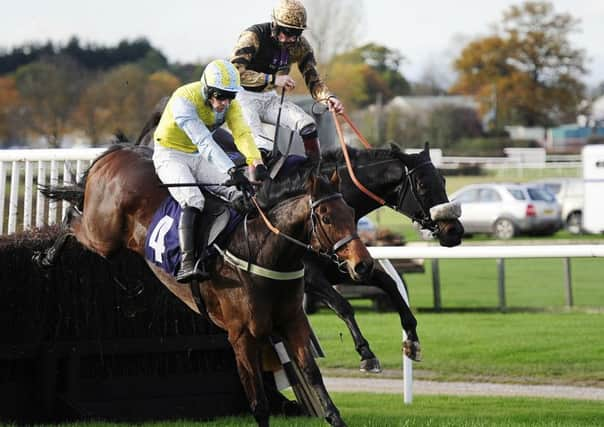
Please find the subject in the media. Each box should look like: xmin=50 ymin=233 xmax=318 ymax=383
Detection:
xmin=210 ymin=88 xmax=237 ymax=101
xmin=277 ymin=26 xmax=303 ymax=38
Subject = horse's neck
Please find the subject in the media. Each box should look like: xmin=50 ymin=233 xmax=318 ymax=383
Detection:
xmin=337 ymin=157 xmax=404 ymax=217
xmin=253 ymin=196 xmax=310 ymax=269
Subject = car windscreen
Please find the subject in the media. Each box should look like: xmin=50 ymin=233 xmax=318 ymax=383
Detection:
xmin=527 ymin=187 xmax=556 ymax=202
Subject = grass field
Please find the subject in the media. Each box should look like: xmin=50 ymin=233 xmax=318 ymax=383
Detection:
xmin=310 ymin=311 xmax=604 ymax=386
xmin=404 ymin=258 xmax=604 ymax=309
xmin=66 ymin=394 xmax=604 ymax=426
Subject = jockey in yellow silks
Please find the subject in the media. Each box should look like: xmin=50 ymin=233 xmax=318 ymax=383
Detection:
xmin=153 ymin=59 xmax=267 ymax=283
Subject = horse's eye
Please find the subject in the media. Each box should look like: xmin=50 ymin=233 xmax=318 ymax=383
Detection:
xmin=322 ymin=216 xmax=331 ymax=225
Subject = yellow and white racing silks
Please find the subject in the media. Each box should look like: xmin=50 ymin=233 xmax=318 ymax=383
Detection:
xmin=154 ymin=81 xmax=261 ymax=170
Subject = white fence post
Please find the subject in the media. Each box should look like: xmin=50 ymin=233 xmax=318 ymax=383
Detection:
xmin=379 ymin=259 xmax=413 ymax=405
xmin=36 ymin=161 xmax=47 ymax=228
xmin=0 ymin=148 xmax=104 ymax=235
xmin=0 ymin=162 xmax=5 ymax=234
xmin=24 ymin=161 xmax=34 ymax=230
xmin=8 ymin=161 xmax=20 ymax=234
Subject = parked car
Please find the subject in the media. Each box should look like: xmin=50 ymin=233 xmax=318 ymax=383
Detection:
xmin=531 ymin=178 xmax=584 ymax=234
xmin=450 ymin=183 xmax=562 ymax=239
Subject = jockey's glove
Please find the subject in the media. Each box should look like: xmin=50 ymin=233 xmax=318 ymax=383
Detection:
xmin=226 ymin=167 xmax=254 ymax=195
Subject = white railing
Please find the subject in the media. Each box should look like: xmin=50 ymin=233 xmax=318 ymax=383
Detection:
xmin=371 ymin=244 xmax=604 ymax=405
xmin=0 ymin=148 xmax=104 ymax=234
xmin=368 ymin=244 xmax=604 ymax=259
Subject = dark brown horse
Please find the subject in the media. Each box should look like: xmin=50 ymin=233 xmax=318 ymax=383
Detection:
xmin=39 ymin=144 xmax=373 ymax=427
xmin=132 ymin=101 xmax=463 ymax=372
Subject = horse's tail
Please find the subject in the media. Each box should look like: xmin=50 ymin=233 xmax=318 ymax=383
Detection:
xmin=39 ymin=183 xmax=85 ymax=208
xmin=135 ymin=96 xmax=168 ymax=146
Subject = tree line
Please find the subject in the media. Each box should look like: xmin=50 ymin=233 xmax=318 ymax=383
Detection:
xmin=0 ymin=37 xmax=206 ymax=147
xmin=0 ymin=1 xmax=599 ymax=153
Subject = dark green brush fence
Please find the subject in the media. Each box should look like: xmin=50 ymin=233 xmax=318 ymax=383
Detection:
xmin=0 ymin=227 xmax=248 ymax=423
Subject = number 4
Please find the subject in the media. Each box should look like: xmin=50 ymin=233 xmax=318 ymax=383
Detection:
xmin=148 ymin=216 xmax=175 ymax=263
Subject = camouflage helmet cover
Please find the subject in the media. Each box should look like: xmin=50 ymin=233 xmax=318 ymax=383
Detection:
xmin=272 ymin=0 xmax=307 ymax=29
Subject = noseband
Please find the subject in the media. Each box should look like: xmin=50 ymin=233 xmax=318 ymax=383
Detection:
xmin=309 ymin=193 xmax=360 ymax=272
xmin=393 ymin=160 xmax=439 ymax=232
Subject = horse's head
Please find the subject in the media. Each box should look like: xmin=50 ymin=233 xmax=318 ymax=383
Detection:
xmin=307 ymin=172 xmax=374 ymax=281
xmin=390 ymin=143 xmax=464 ymax=247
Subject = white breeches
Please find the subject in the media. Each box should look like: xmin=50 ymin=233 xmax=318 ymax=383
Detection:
xmin=152 ymin=144 xmax=239 ymax=210
xmin=237 ymin=89 xmax=315 ymax=151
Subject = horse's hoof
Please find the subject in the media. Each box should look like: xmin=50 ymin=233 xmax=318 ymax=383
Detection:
xmin=360 ymin=357 xmax=382 ymax=373
xmin=403 ymin=340 xmax=422 ymax=362
xmin=328 ymin=417 xmax=348 ymax=427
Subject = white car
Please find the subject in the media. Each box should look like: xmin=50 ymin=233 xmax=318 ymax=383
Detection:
xmin=531 ymin=178 xmax=583 ymax=234
xmin=450 ymin=183 xmax=562 ymax=239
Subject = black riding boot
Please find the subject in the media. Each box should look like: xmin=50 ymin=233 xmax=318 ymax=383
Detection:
xmin=176 ymin=206 xmax=208 ymax=283
xmin=301 ymin=124 xmax=321 ymax=163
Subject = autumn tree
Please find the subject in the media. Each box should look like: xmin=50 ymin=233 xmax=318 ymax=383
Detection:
xmin=0 ymin=76 xmax=22 ymax=146
xmin=324 ymin=43 xmax=410 ymax=109
xmin=72 ymin=66 xmax=181 ymax=144
xmin=14 ymin=55 xmax=87 ymax=147
xmin=451 ymin=1 xmax=586 ymax=127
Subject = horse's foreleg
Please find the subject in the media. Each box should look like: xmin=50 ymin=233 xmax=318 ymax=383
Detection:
xmin=284 ymin=317 xmax=347 ymax=427
xmin=370 ymin=269 xmax=421 ymax=361
xmin=305 ymin=275 xmax=381 ymax=373
xmin=228 ymin=330 xmax=270 ymax=427
xmin=33 ymin=207 xmax=78 ymax=268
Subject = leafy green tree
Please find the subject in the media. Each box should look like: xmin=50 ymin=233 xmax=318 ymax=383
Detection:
xmin=451 ymin=1 xmax=586 ymax=127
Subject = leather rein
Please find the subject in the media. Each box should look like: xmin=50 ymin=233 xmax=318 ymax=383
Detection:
xmin=332 ymin=110 xmax=437 ymax=231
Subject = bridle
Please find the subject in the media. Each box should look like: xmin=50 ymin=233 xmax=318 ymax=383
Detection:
xmin=309 ymin=193 xmax=360 ymax=273
xmin=392 ymin=160 xmax=439 ymax=232
xmin=251 ymin=192 xmax=360 ymax=273
xmin=330 ymin=109 xmax=442 ymax=234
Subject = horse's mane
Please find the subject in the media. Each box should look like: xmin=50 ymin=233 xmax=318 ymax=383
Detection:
xmin=254 ymin=161 xmax=314 ymax=210
xmin=320 ymin=145 xmax=396 ymax=171
xmin=255 ymin=160 xmax=338 ymax=211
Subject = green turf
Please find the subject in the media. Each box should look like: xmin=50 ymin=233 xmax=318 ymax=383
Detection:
xmin=310 ymin=311 xmax=604 ymax=385
xmin=61 ymin=394 xmax=604 ymax=426
xmin=403 ymin=258 xmax=604 ymax=309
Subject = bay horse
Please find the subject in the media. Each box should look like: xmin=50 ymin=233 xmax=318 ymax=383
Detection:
xmin=132 ymin=101 xmax=463 ymax=371
xmin=38 ymin=144 xmax=373 ymax=427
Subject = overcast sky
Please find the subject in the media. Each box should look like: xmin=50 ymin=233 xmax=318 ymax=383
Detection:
xmin=3 ymin=0 xmax=603 ymax=88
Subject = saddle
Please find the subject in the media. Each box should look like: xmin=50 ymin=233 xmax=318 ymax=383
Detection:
xmin=196 ymin=193 xmax=232 ymax=258
xmin=144 ymin=192 xmax=242 ymax=277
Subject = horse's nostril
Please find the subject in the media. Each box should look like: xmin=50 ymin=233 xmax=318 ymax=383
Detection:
xmin=355 ymin=260 xmax=374 ymax=277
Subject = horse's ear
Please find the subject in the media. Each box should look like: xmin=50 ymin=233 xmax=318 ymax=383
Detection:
xmin=424 ymin=141 xmax=430 ymax=151
xmin=390 ymin=143 xmax=401 ymax=153
xmin=329 ymin=169 xmax=340 ymax=188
